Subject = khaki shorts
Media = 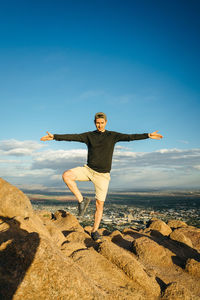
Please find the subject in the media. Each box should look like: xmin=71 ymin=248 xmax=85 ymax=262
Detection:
xmin=70 ymin=165 xmax=110 ymax=202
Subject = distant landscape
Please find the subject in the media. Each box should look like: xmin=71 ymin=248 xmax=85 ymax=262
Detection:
xmin=26 ymin=189 xmax=200 ymax=230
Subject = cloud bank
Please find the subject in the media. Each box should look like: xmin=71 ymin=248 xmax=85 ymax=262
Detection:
xmin=0 ymin=139 xmax=200 ymax=191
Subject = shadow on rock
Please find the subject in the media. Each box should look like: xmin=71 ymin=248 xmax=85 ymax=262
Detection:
xmin=127 ymin=229 xmax=200 ymax=268
xmin=111 ymin=233 xmax=132 ymax=251
xmin=149 ymin=230 xmax=200 ymax=267
xmin=62 ymin=229 xmax=75 ymax=237
xmin=0 ymin=216 xmax=40 ymax=300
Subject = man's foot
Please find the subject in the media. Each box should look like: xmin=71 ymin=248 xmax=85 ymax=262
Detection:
xmin=78 ymin=197 xmax=91 ymax=216
xmin=91 ymin=231 xmax=102 ymax=243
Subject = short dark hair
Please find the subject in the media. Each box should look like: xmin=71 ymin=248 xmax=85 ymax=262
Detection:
xmin=94 ymin=112 xmax=107 ymax=121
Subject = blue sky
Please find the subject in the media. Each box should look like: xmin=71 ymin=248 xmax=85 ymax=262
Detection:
xmin=0 ymin=0 xmax=200 ymax=191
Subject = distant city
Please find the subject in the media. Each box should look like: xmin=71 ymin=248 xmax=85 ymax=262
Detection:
xmin=27 ymin=189 xmax=200 ymax=231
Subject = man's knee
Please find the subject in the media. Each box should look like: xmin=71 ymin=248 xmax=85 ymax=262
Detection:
xmin=62 ymin=170 xmax=76 ymax=182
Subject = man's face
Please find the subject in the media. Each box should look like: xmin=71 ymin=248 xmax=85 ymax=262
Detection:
xmin=95 ymin=118 xmax=107 ymax=132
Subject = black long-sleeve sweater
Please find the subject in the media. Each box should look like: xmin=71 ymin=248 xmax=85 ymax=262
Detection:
xmin=54 ymin=130 xmax=149 ymax=173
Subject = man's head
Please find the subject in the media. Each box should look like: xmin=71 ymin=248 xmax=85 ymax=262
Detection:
xmin=94 ymin=112 xmax=107 ymax=132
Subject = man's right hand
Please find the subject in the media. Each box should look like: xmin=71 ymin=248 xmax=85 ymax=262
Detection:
xmin=40 ymin=131 xmax=54 ymax=141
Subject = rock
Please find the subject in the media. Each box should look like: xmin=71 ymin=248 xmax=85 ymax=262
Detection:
xmin=14 ymin=214 xmax=52 ymax=239
xmin=35 ymin=210 xmax=53 ymax=221
xmin=45 ymin=220 xmax=67 ymax=247
xmin=1 ymin=179 xmax=200 ymax=299
xmin=0 ymin=178 xmax=33 ymax=218
xmin=35 ymin=210 xmax=66 ymax=246
xmin=84 ymin=225 xmax=93 ymax=233
xmin=53 ymin=210 xmax=84 ymax=233
xmin=167 ymin=219 xmax=188 ymax=229
xmin=109 ymin=230 xmax=122 ymax=238
xmin=65 ymin=230 xmax=89 ymax=243
xmin=98 ymin=227 xmax=111 ymax=236
xmin=147 ymin=219 xmax=172 ymax=236
xmin=132 ymin=236 xmax=173 ymax=267
xmin=185 ymin=258 xmax=200 ymax=278
xmin=0 ymin=214 xmax=103 ymax=299
xmin=99 ymin=240 xmax=160 ymax=298
xmin=174 ymin=227 xmax=200 ymax=252
xmin=170 ymin=229 xmax=193 ymax=248
xmin=110 ymin=230 xmax=132 ymax=251
xmin=61 ymin=241 xmax=88 ymax=257
xmin=71 ymin=247 xmax=147 ymax=299
xmin=162 ymin=282 xmax=195 ymax=300
xmin=9 ymin=238 xmax=103 ymax=299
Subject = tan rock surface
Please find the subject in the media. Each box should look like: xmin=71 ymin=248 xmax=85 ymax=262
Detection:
xmin=161 ymin=282 xmax=196 ymax=300
xmin=185 ymin=258 xmax=200 ymax=278
xmin=0 ymin=178 xmax=33 ymax=218
xmin=14 ymin=238 xmax=103 ymax=300
xmin=167 ymin=219 xmax=188 ymax=229
xmin=53 ymin=209 xmax=84 ymax=233
xmin=174 ymin=227 xmax=200 ymax=252
xmin=132 ymin=235 xmax=173 ymax=267
xmin=147 ymin=219 xmax=172 ymax=236
xmin=71 ymin=247 xmax=147 ymax=299
xmin=170 ymin=229 xmax=193 ymax=248
xmin=1 ymin=179 xmax=200 ymax=299
xmin=99 ymin=239 xmax=160 ymax=298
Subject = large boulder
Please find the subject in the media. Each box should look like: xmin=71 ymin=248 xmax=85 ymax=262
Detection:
xmin=53 ymin=209 xmax=84 ymax=233
xmin=71 ymin=247 xmax=147 ymax=300
xmin=173 ymin=227 xmax=200 ymax=252
xmin=99 ymin=239 xmax=160 ymax=298
xmin=0 ymin=178 xmax=33 ymax=218
xmin=0 ymin=222 xmax=103 ymax=300
xmin=147 ymin=219 xmax=172 ymax=236
xmin=132 ymin=236 xmax=173 ymax=267
xmin=167 ymin=219 xmax=188 ymax=229
xmin=170 ymin=229 xmax=193 ymax=248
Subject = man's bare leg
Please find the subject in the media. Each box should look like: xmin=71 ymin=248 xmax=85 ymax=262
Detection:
xmin=63 ymin=170 xmax=104 ymax=231
xmin=62 ymin=170 xmax=83 ymax=203
xmin=92 ymin=199 xmax=104 ymax=232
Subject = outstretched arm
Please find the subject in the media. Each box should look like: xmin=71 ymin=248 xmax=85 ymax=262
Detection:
xmin=148 ymin=131 xmax=163 ymax=140
xmin=40 ymin=131 xmax=54 ymax=141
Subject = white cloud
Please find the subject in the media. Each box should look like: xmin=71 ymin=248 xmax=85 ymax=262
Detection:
xmin=194 ymin=165 xmax=200 ymax=170
xmin=127 ymin=149 xmax=198 ymax=169
xmin=115 ymin=145 xmax=131 ymax=150
xmin=0 ymin=139 xmax=44 ymax=156
xmin=32 ymin=149 xmax=87 ymax=171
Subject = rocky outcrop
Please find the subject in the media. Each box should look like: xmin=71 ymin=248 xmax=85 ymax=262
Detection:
xmin=98 ymin=239 xmax=160 ymax=297
xmin=146 ymin=218 xmax=172 ymax=236
xmin=0 ymin=178 xmax=200 ymax=299
xmin=0 ymin=178 xmax=33 ymax=218
xmin=167 ymin=219 xmax=188 ymax=229
xmin=132 ymin=235 xmax=174 ymax=267
xmin=170 ymin=229 xmax=193 ymax=248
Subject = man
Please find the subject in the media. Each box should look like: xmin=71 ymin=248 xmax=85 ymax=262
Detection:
xmin=41 ymin=112 xmax=163 ymax=242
